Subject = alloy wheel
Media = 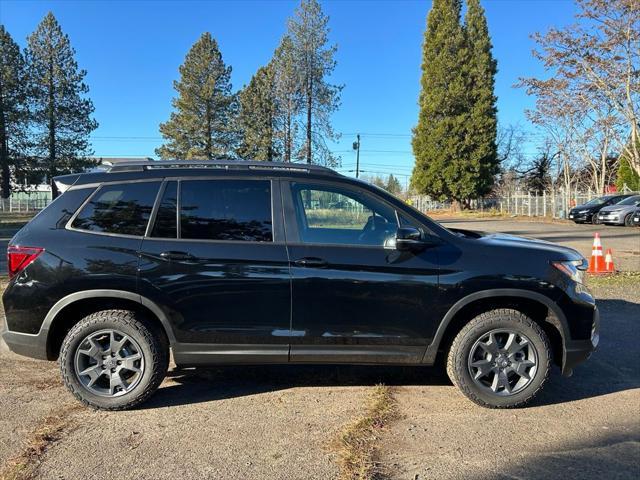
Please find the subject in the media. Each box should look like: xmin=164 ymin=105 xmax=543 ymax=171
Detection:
xmin=467 ymin=329 xmax=538 ymax=396
xmin=73 ymin=329 xmax=145 ymax=397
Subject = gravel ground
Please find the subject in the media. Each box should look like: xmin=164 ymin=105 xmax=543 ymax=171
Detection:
xmin=378 ymin=282 xmax=640 ymax=480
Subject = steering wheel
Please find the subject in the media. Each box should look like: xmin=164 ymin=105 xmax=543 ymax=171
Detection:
xmin=358 ymin=214 xmax=391 ymax=244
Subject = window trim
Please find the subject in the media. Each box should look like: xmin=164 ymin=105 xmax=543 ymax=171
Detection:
xmin=146 ymin=176 xmax=279 ymax=244
xmin=66 ymin=178 xmax=163 ymax=239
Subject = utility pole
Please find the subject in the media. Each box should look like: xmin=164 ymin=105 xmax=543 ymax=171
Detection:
xmin=352 ymin=134 xmax=361 ymax=178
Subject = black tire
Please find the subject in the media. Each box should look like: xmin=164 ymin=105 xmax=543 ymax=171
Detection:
xmin=60 ymin=309 xmax=169 ymax=410
xmin=591 ymin=213 xmax=601 ymax=224
xmin=624 ymin=213 xmax=633 ymax=227
xmin=446 ymin=309 xmax=551 ymax=409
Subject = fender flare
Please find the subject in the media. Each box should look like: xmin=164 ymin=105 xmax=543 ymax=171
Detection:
xmin=422 ymin=288 xmax=568 ymax=364
xmin=43 ymin=289 xmax=177 ymax=345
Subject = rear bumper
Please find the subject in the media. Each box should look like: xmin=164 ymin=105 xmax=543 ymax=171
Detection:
xmin=1 ymin=325 xmax=49 ymax=360
xmin=561 ymin=306 xmax=599 ymax=376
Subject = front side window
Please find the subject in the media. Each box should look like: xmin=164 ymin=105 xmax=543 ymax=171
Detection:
xmin=291 ymin=183 xmax=398 ymax=246
xmin=179 ymin=179 xmax=273 ymax=242
xmin=72 ymin=181 xmax=160 ymax=236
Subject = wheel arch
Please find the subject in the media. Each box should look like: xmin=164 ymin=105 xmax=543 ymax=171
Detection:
xmin=423 ymin=289 xmax=568 ymax=369
xmin=44 ymin=290 xmax=176 ymax=360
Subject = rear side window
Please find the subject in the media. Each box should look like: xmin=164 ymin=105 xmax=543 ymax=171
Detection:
xmin=72 ymin=181 xmax=160 ymax=236
xmin=179 ymin=179 xmax=272 ymax=242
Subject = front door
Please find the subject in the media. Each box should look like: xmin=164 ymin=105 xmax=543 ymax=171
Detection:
xmin=283 ymin=180 xmax=440 ymax=364
xmin=138 ymin=177 xmax=291 ymax=365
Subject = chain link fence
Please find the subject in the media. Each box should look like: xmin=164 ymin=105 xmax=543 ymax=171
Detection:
xmin=0 ymin=192 xmax=52 ymax=213
xmin=409 ymin=188 xmax=635 ymax=219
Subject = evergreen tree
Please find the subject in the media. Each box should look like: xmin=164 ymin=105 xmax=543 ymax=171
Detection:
xmin=157 ymin=33 xmax=237 ymax=160
xmin=386 ymin=174 xmax=403 ymax=196
xmin=616 ymin=150 xmax=640 ymax=191
xmin=464 ymin=0 xmax=498 ymax=196
xmin=287 ymin=0 xmax=342 ymax=165
xmin=273 ymin=35 xmax=300 ymax=163
xmin=25 ymin=12 xmax=98 ymax=198
xmin=0 ymin=26 xmax=29 ymax=198
xmin=237 ymin=63 xmax=279 ymax=161
xmin=411 ymin=0 xmax=471 ymax=205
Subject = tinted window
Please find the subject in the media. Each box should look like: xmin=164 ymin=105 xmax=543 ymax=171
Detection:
xmin=180 ymin=180 xmax=272 ymax=242
xmin=151 ymin=181 xmax=178 ymax=238
xmin=72 ymin=182 xmax=160 ymax=236
xmin=291 ymin=183 xmax=398 ymax=246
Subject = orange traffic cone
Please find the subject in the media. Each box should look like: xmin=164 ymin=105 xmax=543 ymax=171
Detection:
xmin=587 ymin=233 xmax=607 ymax=274
xmin=604 ymin=248 xmax=616 ymax=273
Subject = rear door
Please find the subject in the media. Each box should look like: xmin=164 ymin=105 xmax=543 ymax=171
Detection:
xmin=138 ymin=176 xmax=291 ymax=365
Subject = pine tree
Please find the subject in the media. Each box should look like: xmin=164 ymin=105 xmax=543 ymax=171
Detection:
xmin=157 ymin=33 xmax=237 ymax=160
xmin=0 ymin=26 xmax=29 ymax=198
xmin=386 ymin=174 xmax=403 ymax=196
xmin=26 ymin=12 xmax=98 ymax=198
xmin=464 ymin=0 xmax=498 ymax=196
xmin=287 ymin=0 xmax=342 ymax=165
xmin=237 ymin=63 xmax=279 ymax=161
xmin=616 ymin=147 xmax=640 ymax=191
xmin=273 ymin=35 xmax=300 ymax=163
xmin=411 ymin=0 xmax=471 ymax=205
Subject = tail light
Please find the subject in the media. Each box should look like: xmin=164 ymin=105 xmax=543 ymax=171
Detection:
xmin=7 ymin=246 xmax=44 ymax=279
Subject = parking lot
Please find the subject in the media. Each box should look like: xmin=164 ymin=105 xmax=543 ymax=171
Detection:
xmin=0 ymin=217 xmax=638 ymax=480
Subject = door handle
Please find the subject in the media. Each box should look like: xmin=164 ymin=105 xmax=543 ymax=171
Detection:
xmin=160 ymin=251 xmax=195 ymax=261
xmin=294 ymin=257 xmax=328 ymax=268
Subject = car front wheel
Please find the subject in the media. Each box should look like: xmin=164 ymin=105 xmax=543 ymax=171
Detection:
xmin=447 ymin=309 xmax=552 ymax=408
xmin=60 ymin=309 xmax=169 ymax=410
xmin=624 ymin=214 xmax=634 ymax=227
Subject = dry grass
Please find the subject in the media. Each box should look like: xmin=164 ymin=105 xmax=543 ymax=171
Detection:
xmin=332 ymin=384 xmax=398 ymax=480
xmin=0 ymin=404 xmax=82 ymax=480
xmin=587 ymin=271 xmax=640 ymax=287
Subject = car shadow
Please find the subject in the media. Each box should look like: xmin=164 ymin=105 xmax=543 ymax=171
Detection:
xmin=140 ymin=364 xmax=450 ymax=410
xmin=140 ymin=298 xmax=639 ymax=410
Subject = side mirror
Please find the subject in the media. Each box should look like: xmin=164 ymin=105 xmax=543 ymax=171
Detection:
xmin=396 ymin=227 xmax=429 ymax=252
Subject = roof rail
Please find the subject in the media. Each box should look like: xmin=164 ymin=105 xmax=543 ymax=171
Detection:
xmin=106 ymin=159 xmax=339 ymax=176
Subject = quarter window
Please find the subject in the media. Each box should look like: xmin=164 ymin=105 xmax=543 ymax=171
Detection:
xmin=72 ymin=182 xmax=160 ymax=236
xmin=179 ymin=179 xmax=273 ymax=242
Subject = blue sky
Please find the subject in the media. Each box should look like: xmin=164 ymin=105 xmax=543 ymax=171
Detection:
xmin=0 ymin=0 xmax=577 ymax=186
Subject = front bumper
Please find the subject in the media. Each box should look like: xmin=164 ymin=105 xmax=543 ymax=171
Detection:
xmin=1 ymin=325 xmax=49 ymax=360
xmin=561 ymin=305 xmax=599 ymax=376
xmin=598 ymin=212 xmax=624 ymax=224
xmin=568 ymin=211 xmax=592 ymax=222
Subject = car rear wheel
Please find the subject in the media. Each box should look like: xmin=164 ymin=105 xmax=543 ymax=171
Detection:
xmin=447 ymin=309 xmax=552 ymax=408
xmin=60 ymin=309 xmax=169 ymax=410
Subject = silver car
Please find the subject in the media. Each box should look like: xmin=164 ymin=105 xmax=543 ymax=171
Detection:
xmin=598 ymin=194 xmax=640 ymax=226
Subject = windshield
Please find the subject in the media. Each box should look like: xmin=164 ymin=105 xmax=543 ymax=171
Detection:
xmin=616 ymin=195 xmax=640 ymax=206
xmin=584 ymin=197 xmax=608 ymax=206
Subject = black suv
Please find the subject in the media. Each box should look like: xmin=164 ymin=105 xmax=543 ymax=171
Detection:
xmin=2 ymin=161 xmax=599 ymax=410
xmin=568 ymin=194 xmax=633 ymax=224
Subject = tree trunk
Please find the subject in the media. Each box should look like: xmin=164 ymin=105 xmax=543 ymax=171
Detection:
xmin=284 ymin=108 xmax=291 ymax=163
xmin=0 ymin=79 xmax=10 ymax=199
xmin=205 ymin=105 xmax=212 ymax=160
xmin=48 ymin=57 xmax=58 ymax=199
xmin=306 ymin=76 xmax=312 ymax=164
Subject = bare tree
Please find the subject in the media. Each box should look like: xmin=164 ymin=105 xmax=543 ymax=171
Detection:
xmin=521 ymin=0 xmax=640 ymax=181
